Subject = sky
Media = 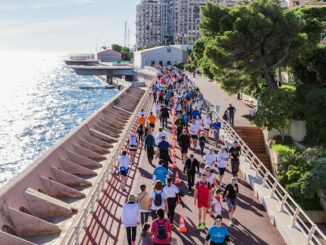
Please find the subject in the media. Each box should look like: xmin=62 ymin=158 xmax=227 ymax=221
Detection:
xmin=0 ymin=0 xmax=138 ymax=54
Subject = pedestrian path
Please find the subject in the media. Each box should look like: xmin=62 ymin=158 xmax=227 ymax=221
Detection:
xmin=186 ymin=72 xmax=252 ymax=126
xmin=80 ymin=82 xmax=286 ymax=245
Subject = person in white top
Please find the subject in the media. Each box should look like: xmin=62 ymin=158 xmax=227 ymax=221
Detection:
xmin=155 ymin=102 xmax=161 ymax=119
xmin=205 ymin=166 xmax=218 ymax=216
xmin=195 ymin=115 xmax=203 ymax=133
xmin=204 ymin=146 xmax=217 ymax=172
xmin=163 ymin=177 xmax=180 ymax=224
xmin=121 ymin=194 xmax=141 ymax=245
xmin=118 ymin=151 xmax=131 ymax=190
xmin=155 ymin=128 xmax=169 ymax=145
xmin=203 ymin=115 xmax=212 ymax=140
xmin=138 ymin=109 xmax=146 ymax=119
xmin=217 ymin=146 xmax=229 ymax=187
xmin=149 ymin=180 xmax=169 ymax=220
xmin=189 ymin=119 xmax=199 ymax=148
xmin=128 ymin=133 xmax=138 ymax=162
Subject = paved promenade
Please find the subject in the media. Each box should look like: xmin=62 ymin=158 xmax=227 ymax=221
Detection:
xmin=81 ymin=105 xmax=285 ymax=244
xmin=186 ymin=72 xmax=253 ymax=126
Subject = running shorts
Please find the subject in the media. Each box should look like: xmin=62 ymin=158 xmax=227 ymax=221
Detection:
xmin=226 ymin=197 xmax=237 ymax=212
xmin=198 ymin=198 xmax=209 ymax=208
xmin=191 ymin=135 xmax=198 ymax=139
xmin=218 ymin=167 xmax=226 ymax=176
xmin=181 ymin=146 xmax=188 ymax=154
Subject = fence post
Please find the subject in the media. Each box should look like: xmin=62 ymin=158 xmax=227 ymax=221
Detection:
xmin=279 ymin=193 xmax=288 ymax=212
xmin=262 ymin=172 xmax=269 ymax=186
xmin=270 ymin=182 xmax=278 ymax=199
xmin=256 ymin=162 xmax=262 ymax=177
xmin=83 ymin=209 xmax=88 ymax=229
xmin=74 ymin=225 xmax=80 ymax=245
xmin=291 ymin=207 xmax=300 ymax=227
xmin=306 ymin=224 xmax=316 ymax=245
xmin=249 ymin=158 xmax=255 ymax=169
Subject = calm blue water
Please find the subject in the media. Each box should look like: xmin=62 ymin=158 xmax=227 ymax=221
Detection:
xmin=0 ymin=51 xmax=119 ymax=186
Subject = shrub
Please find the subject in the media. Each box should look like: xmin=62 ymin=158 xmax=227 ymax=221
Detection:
xmin=184 ymin=64 xmax=196 ymax=72
xmin=176 ymin=63 xmax=184 ymax=70
xmin=286 ymin=157 xmax=326 ymax=201
xmin=273 ymin=135 xmax=293 ymax=145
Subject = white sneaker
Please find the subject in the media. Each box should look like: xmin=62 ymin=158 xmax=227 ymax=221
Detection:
xmin=229 ymin=220 xmax=233 ymax=226
xmin=232 ymin=214 xmax=235 ymax=219
xmin=220 ymin=183 xmax=223 ymax=187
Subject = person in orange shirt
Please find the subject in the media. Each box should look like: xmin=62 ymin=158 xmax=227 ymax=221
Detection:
xmin=138 ymin=115 xmax=146 ymax=126
xmin=147 ymin=112 xmax=157 ymax=130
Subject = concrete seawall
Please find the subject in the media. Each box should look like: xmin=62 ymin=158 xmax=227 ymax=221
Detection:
xmin=0 ymin=73 xmax=156 ymax=244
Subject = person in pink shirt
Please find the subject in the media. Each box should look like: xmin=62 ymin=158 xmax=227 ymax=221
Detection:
xmin=151 ymin=208 xmax=172 ymax=245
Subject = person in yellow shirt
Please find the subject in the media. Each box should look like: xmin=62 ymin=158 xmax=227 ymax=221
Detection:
xmin=138 ymin=115 xmax=146 ymax=126
xmin=147 ymin=112 xmax=157 ymax=130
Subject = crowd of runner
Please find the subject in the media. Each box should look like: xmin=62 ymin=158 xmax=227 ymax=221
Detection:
xmin=119 ymin=66 xmax=241 ymax=245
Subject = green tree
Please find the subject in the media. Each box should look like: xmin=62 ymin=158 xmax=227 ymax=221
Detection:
xmin=121 ymin=47 xmax=131 ymax=61
xmin=197 ymin=0 xmax=306 ymax=92
xmin=111 ymin=44 xmax=122 ymax=53
xmin=254 ymin=88 xmax=297 ymax=144
xmin=286 ymin=158 xmax=326 ymax=200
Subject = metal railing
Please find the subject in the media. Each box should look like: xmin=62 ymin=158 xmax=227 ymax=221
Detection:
xmin=65 ymin=77 xmax=156 ymax=245
xmin=192 ymin=81 xmax=326 ymax=245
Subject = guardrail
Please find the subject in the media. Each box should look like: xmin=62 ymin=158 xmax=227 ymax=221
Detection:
xmin=191 ymin=80 xmax=326 ymax=245
xmin=65 ymin=76 xmax=156 ymax=245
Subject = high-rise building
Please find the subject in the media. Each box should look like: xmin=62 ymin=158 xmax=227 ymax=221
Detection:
xmin=136 ymin=0 xmax=223 ymax=48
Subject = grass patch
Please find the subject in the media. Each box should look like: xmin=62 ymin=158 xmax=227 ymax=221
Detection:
xmin=271 ymin=144 xmax=298 ymax=155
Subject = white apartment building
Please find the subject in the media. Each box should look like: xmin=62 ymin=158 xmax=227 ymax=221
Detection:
xmin=136 ymin=0 xmax=221 ymax=48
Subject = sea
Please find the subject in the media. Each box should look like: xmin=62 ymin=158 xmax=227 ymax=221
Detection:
xmin=0 ymin=50 xmax=119 ymax=187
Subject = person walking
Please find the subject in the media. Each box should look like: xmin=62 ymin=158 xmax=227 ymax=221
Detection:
xmin=194 ymin=173 xmax=212 ymax=230
xmin=138 ymin=185 xmax=150 ymax=226
xmin=149 ymin=180 xmax=169 ymax=220
xmin=155 ymin=102 xmax=161 ymax=119
xmin=178 ymin=129 xmax=190 ymax=163
xmin=121 ymin=194 xmax=141 ymax=245
xmin=163 ymin=178 xmax=179 ymax=225
xmin=153 ymin=160 xmax=169 ymax=186
xmin=185 ymin=154 xmax=200 ymax=193
xmin=175 ymin=114 xmax=185 ymax=141
xmin=217 ymin=146 xmax=229 ymax=187
xmin=147 ymin=112 xmax=157 ymax=131
xmin=160 ymin=106 xmax=170 ymax=129
xmin=127 ymin=133 xmax=138 ymax=163
xmin=204 ymin=147 xmax=217 ymax=172
xmin=205 ymin=215 xmax=230 ymax=245
xmin=227 ymin=104 xmax=236 ymax=127
xmin=223 ymin=178 xmax=239 ymax=226
xmin=138 ymin=223 xmax=152 ymax=245
xmin=117 ymin=151 xmax=131 ymax=190
xmin=203 ymin=114 xmax=212 ymax=141
xmin=189 ymin=119 xmax=199 ymax=148
xmin=212 ymin=189 xmax=223 ymax=217
xmin=211 ymin=119 xmax=221 ymax=147
xmin=199 ymin=132 xmax=207 ymax=158
xmin=145 ymin=131 xmax=156 ymax=165
xmin=151 ymin=208 xmax=172 ymax=245
xmin=155 ymin=128 xmax=169 ymax=146
xmin=229 ymin=142 xmax=241 ymax=177
xmin=157 ymin=136 xmax=172 ymax=169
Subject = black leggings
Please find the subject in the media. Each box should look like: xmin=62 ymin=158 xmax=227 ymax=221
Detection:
xmin=141 ymin=212 xmax=149 ymax=225
xmin=126 ymin=226 xmax=137 ymax=245
xmin=167 ymin=197 xmax=177 ymax=224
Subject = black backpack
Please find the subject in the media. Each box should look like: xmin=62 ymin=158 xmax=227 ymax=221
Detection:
xmin=156 ymin=219 xmax=167 ymax=240
xmin=154 ymin=191 xmax=163 ymax=206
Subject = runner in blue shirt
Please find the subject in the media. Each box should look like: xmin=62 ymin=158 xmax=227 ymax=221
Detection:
xmin=192 ymin=107 xmax=200 ymax=120
xmin=205 ymin=215 xmax=230 ymax=245
xmin=153 ymin=160 xmax=169 ymax=186
xmin=211 ymin=119 xmax=222 ymax=147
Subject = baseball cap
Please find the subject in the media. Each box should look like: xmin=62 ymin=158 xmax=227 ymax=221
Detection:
xmin=209 ymin=146 xmax=214 ymax=150
xmin=221 ymin=146 xmax=225 ymax=149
